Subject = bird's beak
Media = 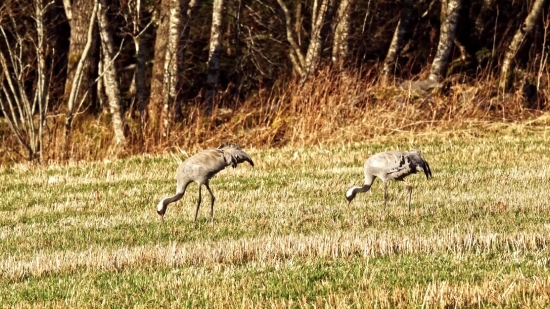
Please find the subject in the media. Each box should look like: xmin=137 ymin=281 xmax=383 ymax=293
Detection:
xmin=346 ymin=194 xmax=353 ymax=206
xmin=157 ymin=207 xmax=165 ymax=222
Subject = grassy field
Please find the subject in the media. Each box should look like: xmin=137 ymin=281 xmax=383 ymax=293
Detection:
xmin=1 ymin=128 xmax=550 ymax=308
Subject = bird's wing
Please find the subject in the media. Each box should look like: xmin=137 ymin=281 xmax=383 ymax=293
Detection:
xmin=386 ymin=154 xmax=407 ymax=173
xmin=180 ymin=149 xmax=230 ymax=177
xmin=368 ymin=151 xmax=408 ymax=175
xmin=218 ymin=143 xmax=254 ymax=167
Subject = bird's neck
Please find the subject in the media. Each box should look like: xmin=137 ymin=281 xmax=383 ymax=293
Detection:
xmin=162 ymin=193 xmax=184 ymax=205
xmin=353 ymin=184 xmax=371 ymax=194
xmin=157 ymin=181 xmax=191 ymax=213
xmin=364 ymin=175 xmax=375 ymax=187
xmin=178 ymin=179 xmax=192 ymax=195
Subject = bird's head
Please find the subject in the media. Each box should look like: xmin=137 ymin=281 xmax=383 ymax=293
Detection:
xmin=345 ymin=188 xmax=356 ymax=205
xmin=157 ymin=200 xmax=166 ymax=221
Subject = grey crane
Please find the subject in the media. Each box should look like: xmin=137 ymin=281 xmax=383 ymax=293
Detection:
xmin=156 ymin=142 xmax=254 ymax=223
xmin=346 ymin=149 xmax=432 ymax=211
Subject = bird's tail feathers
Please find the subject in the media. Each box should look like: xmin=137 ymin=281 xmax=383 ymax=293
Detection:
xmin=219 ymin=143 xmax=254 ymax=167
xmin=423 ymin=160 xmax=432 ymax=179
xmin=409 ymin=149 xmax=432 ymax=179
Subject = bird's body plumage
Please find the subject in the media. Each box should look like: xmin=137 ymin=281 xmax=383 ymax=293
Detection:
xmin=157 ymin=143 xmax=254 ymax=223
xmin=346 ymin=149 xmax=432 ymax=210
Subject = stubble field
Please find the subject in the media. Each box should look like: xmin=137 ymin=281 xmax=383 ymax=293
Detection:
xmin=1 ymin=128 xmax=550 ymax=308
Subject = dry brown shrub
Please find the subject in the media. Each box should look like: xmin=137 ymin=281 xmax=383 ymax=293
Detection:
xmin=2 ymin=68 xmax=547 ymax=164
xmin=139 ymin=69 xmax=549 ymax=158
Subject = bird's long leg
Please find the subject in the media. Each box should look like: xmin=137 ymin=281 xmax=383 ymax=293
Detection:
xmin=403 ymin=180 xmax=413 ymax=211
xmin=194 ymin=185 xmax=202 ymax=222
xmin=384 ymin=181 xmax=388 ymax=209
xmin=204 ymin=181 xmax=216 ymax=225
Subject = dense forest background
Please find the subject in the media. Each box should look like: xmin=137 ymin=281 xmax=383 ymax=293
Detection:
xmin=0 ymin=0 xmax=549 ymax=164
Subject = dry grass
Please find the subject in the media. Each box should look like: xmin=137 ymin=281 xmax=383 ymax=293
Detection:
xmin=2 ymin=129 xmax=550 ymax=307
xmin=2 ymin=229 xmax=549 ymax=280
xmin=3 ymin=68 xmax=548 ymax=164
xmin=159 ymin=69 xmax=548 ymax=153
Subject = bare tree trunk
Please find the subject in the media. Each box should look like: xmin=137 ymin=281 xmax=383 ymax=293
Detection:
xmin=148 ymin=0 xmax=170 ymax=133
xmin=295 ymin=2 xmax=302 ymax=47
xmin=62 ymin=0 xmax=73 ymax=21
xmin=97 ymin=51 xmax=107 ymax=110
xmin=174 ymin=0 xmax=200 ymax=121
xmin=428 ymin=0 xmax=462 ymax=82
xmin=183 ymin=0 xmax=201 ymax=47
xmin=303 ymin=0 xmax=330 ymax=82
xmin=474 ymin=0 xmax=495 ymax=37
xmin=63 ymin=0 xmax=98 ymax=108
xmin=128 ymin=0 xmax=150 ymax=131
xmin=64 ymin=0 xmax=99 ymax=156
xmin=277 ymin=0 xmax=333 ymax=82
xmin=332 ymin=0 xmax=353 ymax=70
xmin=205 ymin=0 xmax=224 ymax=112
xmin=0 ymin=0 xmax=51 ymax=161
xmin=277 ymin=0 xmax=306 ymax=77
xmin=98 ymin=0 xmax=126 ymax=147
xmin=382 ymin=0 xmax=413 ymax=85
xmin=159 ymin=0 xmax=184 ymax=136
xmin=500 ymin=0 xmax=548 ymax=92
xmin=149 ymin=0 xmax=198 ymax=136
xmin=159 ymin=0 xmax=198 ymax=135
xmin=135 ymin=36 xmax=148 ymax=128
xmin=0 ymin=51 xmax=34 ymax=158
xmin=35 ymin=0 xmax=50 ymax=163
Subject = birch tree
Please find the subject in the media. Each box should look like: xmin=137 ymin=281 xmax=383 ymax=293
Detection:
xmin=149 ymin=0 xmax=198 ymax=136
xmin=277 ymin=0 xmax=333 ymax=82
xmin=64 ymin=0 xmax=99 ymax=154
xmin=34 ymin=0 xmax=50 ymax=163
xmin=148 ymin=0 xmax=170 ymax=130
xmin=500 ymin=0 xmax=548 ymax=92
xmin=428 ymin=0 xmax=462 ymax=82
xmin=97 ymin=0 xmax=126 ymax=146
xmin=175 ymin=0 xmax=200 ymax=120
xmin=332 ymin=0 xmax=353 ymax=71
xmin=382 ymin=0 xmax=413 ymax=85
xmin=159 ymin=0 xmax=184 ymax=135
xmin=126 ymin=0 xmax=149 ymax=129
xmin=205 ymin=0 xmax=224 ymax=112
xmin=0 ymin=0 xmax=51 ymax=162
xmin=62 ymin=0 xmax=99 ymax=108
